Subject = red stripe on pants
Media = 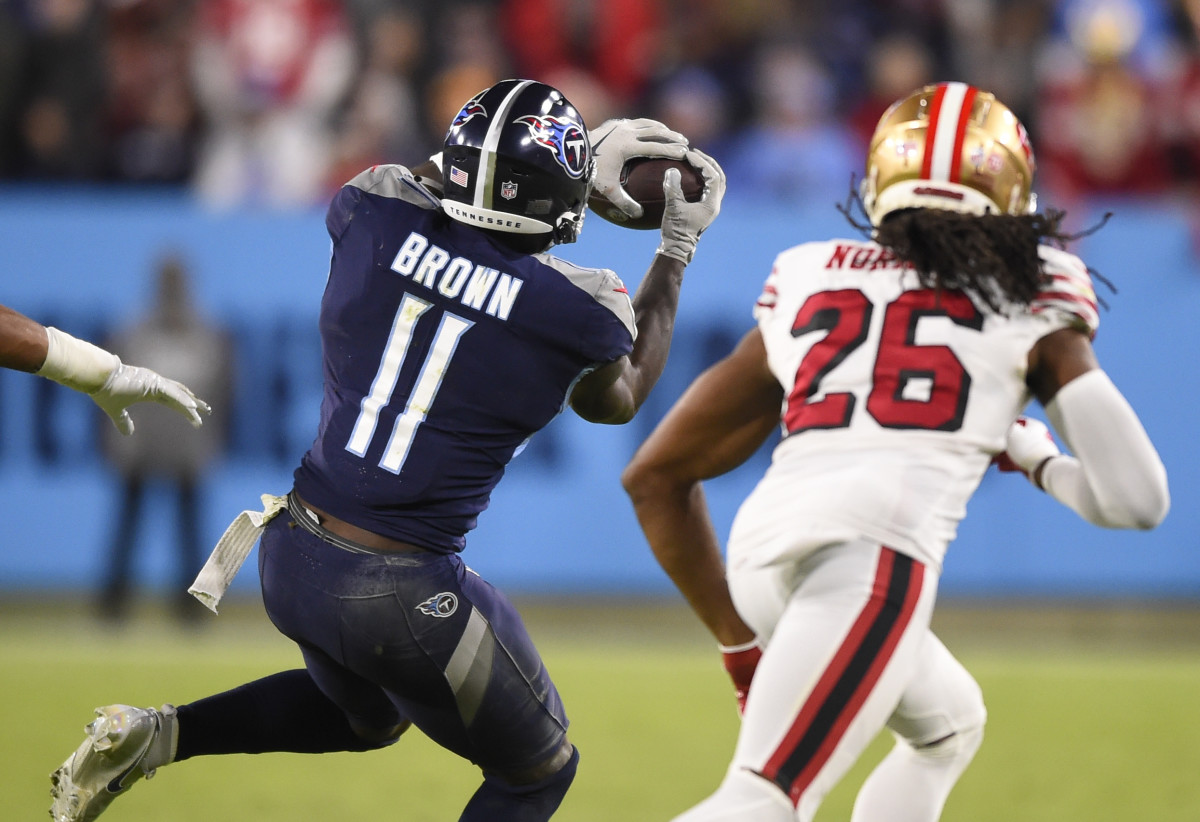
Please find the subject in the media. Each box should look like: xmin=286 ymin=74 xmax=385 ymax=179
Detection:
xmin=761 ymin=547 xmax=925 ymax=806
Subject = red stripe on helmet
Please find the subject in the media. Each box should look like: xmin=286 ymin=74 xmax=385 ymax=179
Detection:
xmin=919 ymin=85 xmax=948 ymax=180
xmin=947 ymin=86 xmax=978 ymax=184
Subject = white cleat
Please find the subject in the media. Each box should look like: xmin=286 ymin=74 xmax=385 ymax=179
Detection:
xmin=49 ymin=704 xmax=176 ymax=822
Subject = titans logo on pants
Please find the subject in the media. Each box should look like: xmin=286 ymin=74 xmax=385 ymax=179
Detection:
xmin=417 ymin=592 xmax=459 ymax=618
xmin=515 ymin=115 xmax=589 ymax=179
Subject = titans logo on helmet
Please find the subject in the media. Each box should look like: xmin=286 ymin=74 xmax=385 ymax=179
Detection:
xmin=451 ymin=99 xmax=487 ymax=131
xmin=416 ymin=592 xmax=459 ymax=618
xmin=514 ymin=115 xmax=589 ymax=179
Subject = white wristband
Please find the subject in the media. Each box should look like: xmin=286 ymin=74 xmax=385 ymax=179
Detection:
xmin=35 ymin=327 xmax=119 ymax=394
xmin=718 ymin=639 xmax=760 ymax=654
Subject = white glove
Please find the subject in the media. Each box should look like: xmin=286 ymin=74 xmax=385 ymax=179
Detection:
xmin=588 ymin=118 xmax=689 ymax=219
xmin=996 ymin=416 xmax=1061 ymax=487
xmin=36 ymin=326 xmax=210 ymax=435
xmin=92 ymin=362 xmax=211 ymax=435
xmin=657 ymin=149 xmax=726 ymax=264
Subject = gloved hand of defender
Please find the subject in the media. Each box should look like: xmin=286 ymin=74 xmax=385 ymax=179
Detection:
xmin=92 ymin=362 xmax=211 ymax=435
xmin=720 ymin=639 xmax=762 ymax=716
xmin=994 ymin=416 xmax=1060 ymax=488
xmin=658 ymin=149 xmax=726 ymax=264
xmin=588 ymin=118 xmax=689 ymax=220
xmin=36 ymin=326 xmax=211 ymax=435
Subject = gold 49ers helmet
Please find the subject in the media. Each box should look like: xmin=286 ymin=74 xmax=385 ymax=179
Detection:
xmin=860 ymin=82 xmax=1036 ymax=226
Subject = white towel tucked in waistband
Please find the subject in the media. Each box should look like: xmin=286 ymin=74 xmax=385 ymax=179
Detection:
xmin=188 ymin=493 xmax=287 ymax=613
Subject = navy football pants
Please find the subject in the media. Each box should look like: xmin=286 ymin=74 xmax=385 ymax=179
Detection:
xmin=258 ymin=511 xmax=569 ymax=775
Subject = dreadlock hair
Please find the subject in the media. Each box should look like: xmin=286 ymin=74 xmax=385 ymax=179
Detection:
xmin=839 ymin=185 xmax=1112 ymax=314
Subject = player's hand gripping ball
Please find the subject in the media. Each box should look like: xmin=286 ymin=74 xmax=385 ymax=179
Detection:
xmin=588 ymin=157 xmax=705 ymax=230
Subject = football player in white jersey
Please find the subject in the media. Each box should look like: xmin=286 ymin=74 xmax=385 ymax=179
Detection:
xmin=622 ymin=82 xmax=1169 ymax=822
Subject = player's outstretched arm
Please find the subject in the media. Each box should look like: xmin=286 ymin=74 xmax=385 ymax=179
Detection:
xmin=569 ymin=150 xmax=726 ymax=424
xmin=568 ymin=253 xmax=683 ymax=425
xmin=1002 ymin=327 xmax=1169 ymax=529
xmin=1 ymin=304 xmax=211 ymax=435
xmin=0 ymin=303 xmax=54 ymax=372
xmin=623 ymin=329 xmax=780 ymax=712
xmin=623 ymin=329 xmax=779 ymax=644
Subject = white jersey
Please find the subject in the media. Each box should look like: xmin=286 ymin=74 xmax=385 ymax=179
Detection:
xmin=728 ymin=237 xmax=1099 ymax=572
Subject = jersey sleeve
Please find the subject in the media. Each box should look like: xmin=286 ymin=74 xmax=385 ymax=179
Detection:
xmin=584 ymin=268 xmax=636 ymax=344
xmin=1033 ymin=246 xmax=1100 ymax=338
xmin=326 ymin=164 xmax=441 ymax=243
xmin=536 ymin=254 xmax=636 ymax=363
xmin=752 ymin=262 xmax=781 ymax=324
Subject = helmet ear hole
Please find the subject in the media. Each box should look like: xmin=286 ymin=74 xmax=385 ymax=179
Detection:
xmin=439 ymin=79 xmax=593 ymax=246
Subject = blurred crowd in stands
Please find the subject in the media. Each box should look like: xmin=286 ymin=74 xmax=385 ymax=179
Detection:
xmin=4 ymin=0 xmax=1200 ymax=210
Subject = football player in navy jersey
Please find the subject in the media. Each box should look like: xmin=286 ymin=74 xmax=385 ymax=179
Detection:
xmin=49 ymin=80 xmax=726 ymax=822
xmin=622 ymin=83 xmax=1167 ymax=821
xmin=1 ymin=302 xmax=209 ymax=433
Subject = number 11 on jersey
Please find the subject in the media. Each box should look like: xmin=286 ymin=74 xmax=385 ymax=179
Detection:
xmin=346 ymin=294 xmax=474 ymax=473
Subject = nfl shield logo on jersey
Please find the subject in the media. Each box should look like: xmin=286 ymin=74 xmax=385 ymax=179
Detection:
xmin=501 ymin=181 xmax=518 ymax=200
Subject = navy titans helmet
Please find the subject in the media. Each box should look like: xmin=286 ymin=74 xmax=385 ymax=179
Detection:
xmin=441 ymin=79 xmax=594 ymax=249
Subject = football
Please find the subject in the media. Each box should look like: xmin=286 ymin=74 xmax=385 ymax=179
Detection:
xmin=587 ymin=157 xmax=705 ymax=230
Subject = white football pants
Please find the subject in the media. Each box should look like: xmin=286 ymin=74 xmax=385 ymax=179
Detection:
xmin=673 ymin=539 xmax=985 ymax=822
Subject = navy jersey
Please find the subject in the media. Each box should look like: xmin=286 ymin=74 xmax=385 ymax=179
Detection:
xmin=292 ymin=165 xmax=636 ymax=552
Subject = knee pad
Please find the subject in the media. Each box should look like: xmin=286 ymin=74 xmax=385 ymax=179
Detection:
xmin=461 ymin=745 xmax=579 ymax=822
xmin=889 ymin=642 xmax=987 ymax=755
xmin=913 ymin=718 xmax=984 ymax=765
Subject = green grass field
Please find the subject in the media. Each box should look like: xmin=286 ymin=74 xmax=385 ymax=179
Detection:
xmin=5 ymin=595 xmax=1200 ymax=821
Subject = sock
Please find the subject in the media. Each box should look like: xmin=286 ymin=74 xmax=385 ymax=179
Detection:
xmin=459 ymin=747 xmax=580 ymax=822
xmin=142 ymin=704 xmax=179 ymax=772
xmin=173 ymin=669 xmax=383 ymax=761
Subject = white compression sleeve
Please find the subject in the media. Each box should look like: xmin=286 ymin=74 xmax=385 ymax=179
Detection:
xmin=1041 ymin=370 xmax=1169 ymax=529
xmin=34 ymin=326 xmax=119 ymax=394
